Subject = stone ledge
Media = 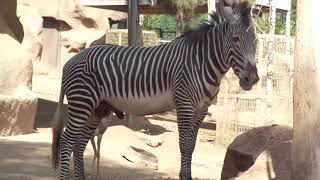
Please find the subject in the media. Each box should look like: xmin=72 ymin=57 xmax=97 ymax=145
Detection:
xmin=0 ymin=90 xmax=38 ymax=136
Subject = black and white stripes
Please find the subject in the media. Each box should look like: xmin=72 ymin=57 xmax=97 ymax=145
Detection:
xmin=52 ymin=1 xmax=259 ymax=180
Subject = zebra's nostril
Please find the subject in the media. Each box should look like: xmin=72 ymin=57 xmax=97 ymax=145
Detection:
xmin=234 ymin=69 xmax=240 ymax=75
xmin=244 ymin=77 xmax=249 ymax=82
xmin=256 ymin=76 xmax=260 ymax=83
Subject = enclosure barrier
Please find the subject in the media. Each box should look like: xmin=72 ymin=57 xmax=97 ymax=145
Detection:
xmin=106 ymin=29 xmax=158 ymax=47
xmin=214 ymin=34 xmax=295 ymax=146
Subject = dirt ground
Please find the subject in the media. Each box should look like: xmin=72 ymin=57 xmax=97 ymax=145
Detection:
xmin=0 ymin=108 xmax=226 ymax=180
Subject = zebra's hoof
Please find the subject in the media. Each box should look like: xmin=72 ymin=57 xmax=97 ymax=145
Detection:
xmin=179 ymin=174 xmax=193 ymax=180
xmin=180 ymin=177 xmax=192 ymax=180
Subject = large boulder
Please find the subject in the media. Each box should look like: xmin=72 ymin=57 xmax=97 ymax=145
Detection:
xmin=58 ymin=0 xmax=127 ymax=31
xmin=0 ymin=9 xmax=30 ymax=91
xmin=17 ymin=3 xmax=43 ymax=75
xmin=0 ymin=0 xmax=24 ymax=43
xmin=237 ymin=141 xmax=292 ymax=180
xmin=18 ymin=0 xmax=127 ymax=74
xmin=0 ymin=0 xmax=37 ymax=136
xmin=0 ymin=89 xmax=37 ymax=136
xmin=220 ymin=125 xmax=292 ymax=180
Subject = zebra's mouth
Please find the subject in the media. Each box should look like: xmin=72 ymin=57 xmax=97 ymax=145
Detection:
xmin=239 ymin=75 xmax=259 ymax=91
xmin=239 ymin=80 xmax=253 ymax=90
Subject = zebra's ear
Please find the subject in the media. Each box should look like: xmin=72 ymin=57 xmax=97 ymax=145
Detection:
xmin=223 ymin=6 xmax=240 ymax=25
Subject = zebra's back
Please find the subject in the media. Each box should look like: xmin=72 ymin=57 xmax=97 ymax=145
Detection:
xmin=62 ymin=43 xmax=183 ymax=115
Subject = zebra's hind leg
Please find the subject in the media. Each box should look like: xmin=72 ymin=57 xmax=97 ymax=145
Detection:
xmin=96 ymin=133 xmax=103 ymax=175
xmin=90 ymin=136 xmax=97 ymax=171
xmin=94 ymin=114 xmax=113 ymax=176
xmin=176 ymin=105 xmax=208 ymax=180
xmin=59 ymin=92 xmax=97 ymax=180
xmin=73 ymin=117 xmax=100 ymax=180
xmin=59 ymin=104 xmax=93 ymax=179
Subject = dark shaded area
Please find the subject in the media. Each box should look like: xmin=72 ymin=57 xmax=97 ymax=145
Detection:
xmin=0 ymin=0 xmax=24 ymax=43
xmin=34 ymin=98 xmax=68 ymax=128
xmin=0 ymin=140 xmax=56 ymax=179
xmin=220 ymin=125 xmax=292 ymax=180
xmin=95 ymin=101 xmax=124 ymax=119
xmin=74 ymin=16 xmax=98 ymax=29
xmin=34 ymin=97 xmax=215 ymax=135
xmin=265 ymin=142 xmax=292 ymax=180
xmin=150 ymin=113 xmax=216 ymax=131
xmin=0 ymin=140 xmax=170 ymax=179
xmin=33 ymin=98 xmax=171 ymax=135
xmin=43 ymin=17 xmax=72 ymax=31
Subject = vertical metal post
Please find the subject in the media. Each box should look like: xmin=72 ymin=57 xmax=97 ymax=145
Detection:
xmin=266 ymin=0 xmax=276 ymax=125
xmin=285 ymin=11 xmax=291 ymax=37
xmin=285 ymin=11 xmax=291 ymax=54
xmin=128 ymin=0 xmax=142 ymax=46
xmin=127 ymin=0 xmax=142 ymax=126
xmin=269 ymin=1 xmax=276 ymax=35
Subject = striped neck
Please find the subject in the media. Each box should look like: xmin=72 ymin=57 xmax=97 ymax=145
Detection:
xmin=203 ymin=21 xmax=230 ymax=86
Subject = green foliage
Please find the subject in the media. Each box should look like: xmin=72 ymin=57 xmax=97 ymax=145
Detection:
xmin=144 ymin=0 xmax=297 ymax=38
xmin=256 ymin=12 xmax=270 ymax=34
xmin=143 ymin=15 xmax=177 ymax=39
xmin=275 ymin=13 xmax=287 ymax=35
xmin=255 ymin=12 xmax=288 ymax=35
xmin=170 ymin=0 xmax=199 ymax=8
xmin=253 ymin=0 xmax=297 ymax=36
xmin=185 ymin=13 xmax=207 ymax=29
xmin=290 ymin=0 xmax=297 ymax=36
xmin=143 ymin=13 xmax=207 ymax=40
xmin=249 ymin=0 xmax=256 ymax=5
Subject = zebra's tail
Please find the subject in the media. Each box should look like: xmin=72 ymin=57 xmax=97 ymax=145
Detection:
xmin=51 ymin=85 xmax=65 ymax=171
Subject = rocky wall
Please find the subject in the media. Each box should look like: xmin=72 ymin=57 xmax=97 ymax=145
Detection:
xmin=0 ymin=0 xmax=37 ymax=136
xmin=18 ymin=0 xmax=127 ymax=74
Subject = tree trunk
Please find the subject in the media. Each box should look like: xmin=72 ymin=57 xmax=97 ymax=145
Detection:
xmin=292 ymin=0 xmax=320 ymax=179
xmin=176 ymin=7 xmax=184 ymax=37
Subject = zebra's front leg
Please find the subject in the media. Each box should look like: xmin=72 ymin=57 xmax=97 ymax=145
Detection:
xmin=177 ymin=106 xmax=208 ymax=180
xmin=73 ymin=120 xmax=100 ymax=180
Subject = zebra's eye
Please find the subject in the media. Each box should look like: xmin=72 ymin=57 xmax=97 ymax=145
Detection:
xmin=232 ymin=35 xmax=240 ymax=42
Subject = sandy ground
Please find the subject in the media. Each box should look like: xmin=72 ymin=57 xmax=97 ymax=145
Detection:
xmin=0 ymin=94 xmax=226 ymax=180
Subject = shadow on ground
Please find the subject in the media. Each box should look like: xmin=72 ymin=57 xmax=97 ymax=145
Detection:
xmin=0 ymin=139 xmax=173 ymax=180
xmin=34 ymin=98 xmax=171 ymax=135
xmin=0 ymin=140 xmax=56 ymax=179
xmin=34 ymin=98 xmax=216 ymax=135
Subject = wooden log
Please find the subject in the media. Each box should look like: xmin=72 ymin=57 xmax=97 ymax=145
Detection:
xmin=292 ymin=0 xmax=320 ymax=179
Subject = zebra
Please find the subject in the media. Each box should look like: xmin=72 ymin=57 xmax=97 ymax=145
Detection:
xmin=51 ymin=1 xmax=259 ymax=180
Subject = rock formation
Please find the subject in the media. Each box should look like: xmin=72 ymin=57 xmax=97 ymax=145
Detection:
xmin=0 ymin=0 xmax=38 ymax=136
xmin=220 ymin=125 xmax=292 ymax=180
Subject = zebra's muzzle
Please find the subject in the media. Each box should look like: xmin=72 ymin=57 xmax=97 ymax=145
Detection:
xmin=239 ymin=71 xmax=259 ymax=90
xmin=238 ymin=61 xmax=259 ymax=90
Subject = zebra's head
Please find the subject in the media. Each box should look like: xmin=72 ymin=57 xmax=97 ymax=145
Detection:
xmin=222 ymin=1 xmax=259 ymax=90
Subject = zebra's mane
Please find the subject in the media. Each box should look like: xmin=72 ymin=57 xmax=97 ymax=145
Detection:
xmin=180 ymin=1 xmax=252 ymax=44
xmin=180 ymin=12 xmax=222 ymax=42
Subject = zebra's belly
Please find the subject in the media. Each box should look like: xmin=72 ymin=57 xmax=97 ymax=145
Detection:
xmin=106 ymin=91 xmax=176 ymax=116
